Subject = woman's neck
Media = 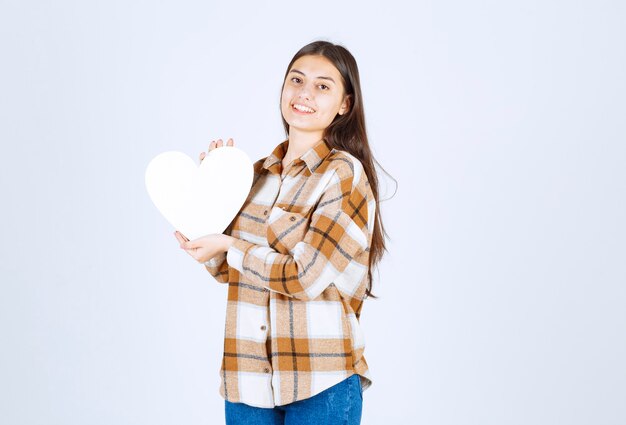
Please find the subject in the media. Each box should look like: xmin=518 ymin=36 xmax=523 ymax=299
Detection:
xmin=283 ymin=128 xmax=323 ymax=166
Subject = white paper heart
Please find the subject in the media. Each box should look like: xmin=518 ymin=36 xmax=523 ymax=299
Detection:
xmin=145 ymin=146 xmax=253 ymax=240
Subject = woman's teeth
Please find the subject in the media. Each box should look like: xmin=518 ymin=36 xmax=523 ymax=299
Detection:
xmin=293 ymin=104 xmax=315 ymax=113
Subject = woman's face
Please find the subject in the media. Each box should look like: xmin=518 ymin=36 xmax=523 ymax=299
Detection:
xmin=280 ymin=54 xmax=350 ymax=137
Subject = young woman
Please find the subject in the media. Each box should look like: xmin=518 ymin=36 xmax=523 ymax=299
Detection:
xmin=174 ymin=40 xmax=388 ymax=425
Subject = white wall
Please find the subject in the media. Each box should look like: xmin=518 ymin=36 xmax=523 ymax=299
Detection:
xmin=1 ymin=0 xmax=624 ymax=424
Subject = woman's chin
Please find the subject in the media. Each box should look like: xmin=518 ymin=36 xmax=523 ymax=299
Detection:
xmin=283 ymin=117 xmax=328 ymax=134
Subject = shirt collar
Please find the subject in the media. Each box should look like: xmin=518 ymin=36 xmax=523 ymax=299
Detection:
xmin=262 ymin=139 xmax=332 ymax=174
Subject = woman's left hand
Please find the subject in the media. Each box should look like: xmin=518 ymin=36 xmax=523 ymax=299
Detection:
xmin=174 ymin=230 xmax=236 ymax=263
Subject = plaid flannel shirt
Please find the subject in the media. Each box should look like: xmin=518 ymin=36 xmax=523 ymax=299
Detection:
xmin=204 ymin=138 xmax=375 ymax=408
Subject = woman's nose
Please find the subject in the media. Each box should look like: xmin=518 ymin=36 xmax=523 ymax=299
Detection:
xmin=297 ymin=86 xmax=312 ymax=100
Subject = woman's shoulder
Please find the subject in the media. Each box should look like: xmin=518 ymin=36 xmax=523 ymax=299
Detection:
xmin=322 ymin=148 xmax=368 ymax=189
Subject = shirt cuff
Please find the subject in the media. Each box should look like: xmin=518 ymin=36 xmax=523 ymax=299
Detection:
xmin=203 ymin=252 xmax=226 ymax=268
xmin=226 ymin=238 xmax=255 ymax=273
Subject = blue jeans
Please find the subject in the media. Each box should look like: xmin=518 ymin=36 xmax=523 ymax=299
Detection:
xmin=225 ymin=374 xmax=363 ymax=425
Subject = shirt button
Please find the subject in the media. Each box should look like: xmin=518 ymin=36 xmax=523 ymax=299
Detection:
xmin=260 ymin=325 xmax=267 ymax=331
xmin=289 ymin=216 xmax=296 ymax=222
xmin=263 ymin=367 xmax=270 ymax=373
xmin=263 ymin=210 xmax=268 ymax=216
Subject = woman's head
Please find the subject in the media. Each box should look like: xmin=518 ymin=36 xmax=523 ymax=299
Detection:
xmin=279 ymin=41 xmax=364 ymax=147
xmin=280 ymin=54 xmax=351 ymax=138
xmin=280 ymin=41 xmax=391 ymax=299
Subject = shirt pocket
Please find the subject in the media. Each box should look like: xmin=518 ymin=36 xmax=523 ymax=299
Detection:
xmin=229 ymin=204 xmax=270 ymax=247
xmin=266 ymin=205 xmax=311 ymax=254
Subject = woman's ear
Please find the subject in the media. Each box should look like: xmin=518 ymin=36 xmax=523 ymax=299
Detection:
xmin=338 ymin=95 xmax=351 ymax=115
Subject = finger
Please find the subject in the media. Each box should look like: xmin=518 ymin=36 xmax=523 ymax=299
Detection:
xmin=199 ymin=151 xmax=206 ymax=163
xmin=176 ymin=235 xmax=191 ymax=248
xmin=216 ymin=139 xmax=224 ymax=148
xmin=175 ymin=230 xmax=189 ymax=242
xmin=226 ymin=138 xmax=234 ymax=147
xmin=181 ymin=240 xmax=198 ymax=249
xmin=208 ymin=140 xmax=216 ymax=152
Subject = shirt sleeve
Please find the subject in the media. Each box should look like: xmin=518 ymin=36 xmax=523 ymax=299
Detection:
xmin=204 ymin=253 xmax=229 ymax=283
xmin=225 ymin=165 xmax=370 ymax=300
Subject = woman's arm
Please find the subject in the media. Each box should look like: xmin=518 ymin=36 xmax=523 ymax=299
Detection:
xmin=226 ymin=163 xmax=371 ymax=300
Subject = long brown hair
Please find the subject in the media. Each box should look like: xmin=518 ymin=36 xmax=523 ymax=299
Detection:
xmin=280 ymin=40 xmax=394 ymax=299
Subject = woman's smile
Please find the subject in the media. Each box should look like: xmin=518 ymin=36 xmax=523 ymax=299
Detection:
xmin=291 ymin=102 xmax=316 ymax=114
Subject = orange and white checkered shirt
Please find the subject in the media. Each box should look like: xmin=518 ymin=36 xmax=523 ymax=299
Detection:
xmin=204 ymin=138 xmax=375 ymax=408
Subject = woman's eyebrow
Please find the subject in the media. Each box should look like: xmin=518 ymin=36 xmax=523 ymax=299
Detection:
xmin=289 ymin=69 xmax=336 ymax=83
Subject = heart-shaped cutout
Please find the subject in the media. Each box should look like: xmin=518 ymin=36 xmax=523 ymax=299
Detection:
xmin=145 ymin=147 xmax=253 ymax=240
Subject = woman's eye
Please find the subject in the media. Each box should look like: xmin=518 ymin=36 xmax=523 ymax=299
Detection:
xmin=319 ymin=84 xmax=329 ymax=90
xmin=291 ymin=77 xmax=301 ymax=83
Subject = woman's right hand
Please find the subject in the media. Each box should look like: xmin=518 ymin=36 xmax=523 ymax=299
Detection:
xmin=199 ymin=138 xmax=234 ymax=164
